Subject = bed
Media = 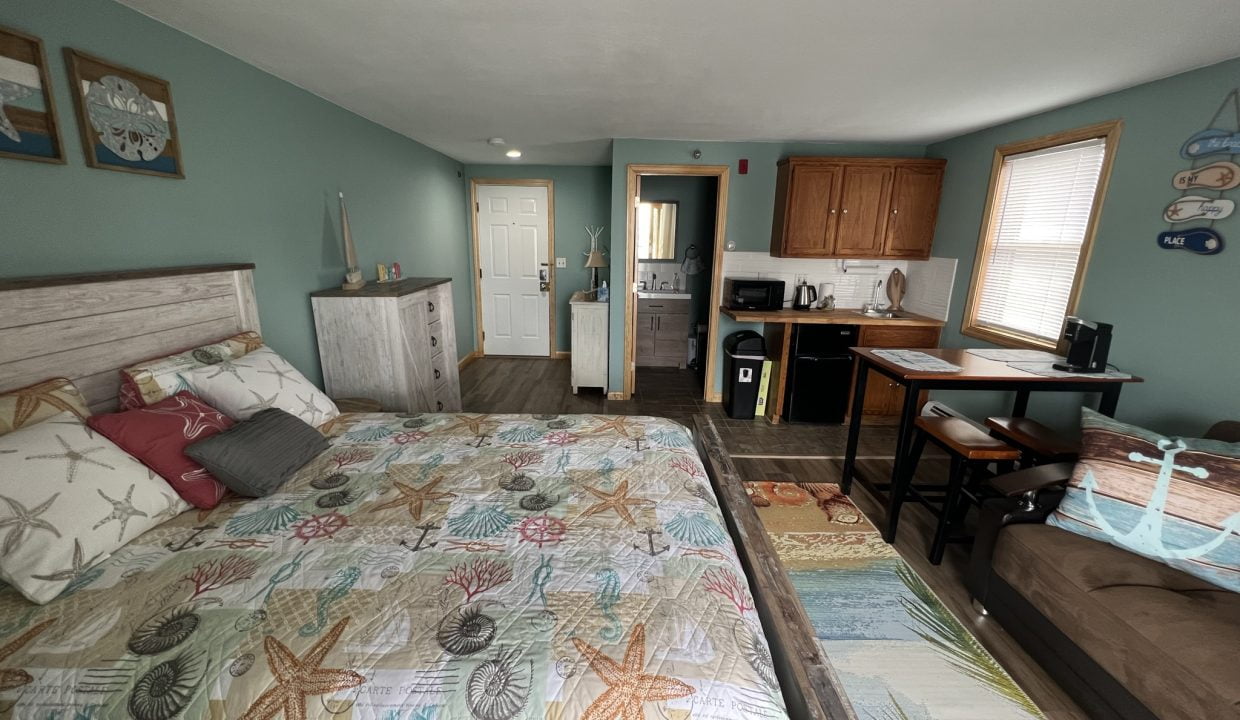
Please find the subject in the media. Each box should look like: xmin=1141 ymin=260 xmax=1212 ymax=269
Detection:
xmin=0 ymin=265 xmax=853 ymax=720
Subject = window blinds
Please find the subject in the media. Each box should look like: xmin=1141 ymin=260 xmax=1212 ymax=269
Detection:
xmin=974 ymin=137 xmax=1107 ymax=342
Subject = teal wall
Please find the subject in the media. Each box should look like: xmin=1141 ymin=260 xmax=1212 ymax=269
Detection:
xmin=463 ymin=165 xmax=611 ymax=352
xmin=0 ymin=0 xmax=473 ymax=385
xmin=608 ymin=139 xmax=928 ymax=393
xmin=637 ymin=175 xmax=717 ymax=327
xmin=927 ymin=57 xmax=1240 ymax=436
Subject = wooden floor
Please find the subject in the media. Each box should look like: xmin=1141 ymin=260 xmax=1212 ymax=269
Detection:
xmin=460 ymin=356 xmax=1086 ymax=719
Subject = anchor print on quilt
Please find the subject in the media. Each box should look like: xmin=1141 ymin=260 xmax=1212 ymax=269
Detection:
xmin=1047 ymin=408 xmax=1240 ymax=591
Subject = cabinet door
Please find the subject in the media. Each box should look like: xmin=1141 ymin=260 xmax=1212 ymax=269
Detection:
xmin=636 ymin=313 xmax=657 ymax=358
xmin=654 ymin=313 xmax=690 ymax=358
xmin=834 ymin=165 xmax=893 ymax=256
xmin=862 ymin=369 xmax=902 ymax=415
xmin=780 ymin=164 xmax=842 ymax=256
xmin=883 ymin=165 xmax=944 ymax=258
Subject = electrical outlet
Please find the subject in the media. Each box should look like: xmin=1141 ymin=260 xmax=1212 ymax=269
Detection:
xmin=555 ymin=257 xmax=567 ymax=268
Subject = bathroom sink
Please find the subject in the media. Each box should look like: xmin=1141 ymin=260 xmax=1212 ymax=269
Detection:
xmin=637 ymin=290 xmax=691 ymax=300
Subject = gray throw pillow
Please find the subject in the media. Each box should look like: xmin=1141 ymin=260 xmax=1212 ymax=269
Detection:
xmin=185 ymin=408 xmax=329 ymax=497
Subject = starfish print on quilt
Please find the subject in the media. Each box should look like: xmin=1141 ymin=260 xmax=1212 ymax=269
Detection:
xmin=239 ymin=616 xmax=366 ymax=720
xmin=572 ymin=622 xmax=694 ymax=720
xmin=446 ymin=415 xmax=493 ymax=435
xmin=581 ymin=479 xmax=654 ymax=526
xmin=588 ymin=415 xmax=639 ymax=438
xmin=145 ymin=394 xmax=231 ymax=438
xmin=24 ymin=435 xmax=115 ymax=483
xmin=370 ymin=472 xmax=456 ymax=522
xmin=92 ymin=484 xmax=149 ymax=541
xmin=0 ymin=493 xmax=61 ymax=556
xmin=0 ymin=618 xmax=56 ymax=692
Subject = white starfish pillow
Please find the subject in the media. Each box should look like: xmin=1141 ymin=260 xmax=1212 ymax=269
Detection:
xmin=0 ymin=412 xmax=189 ymax=604
xmin=183 ymin=345 xmax=339 ymax=427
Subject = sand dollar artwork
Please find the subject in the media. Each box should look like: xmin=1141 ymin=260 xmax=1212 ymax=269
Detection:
xmin=84 ymin=75 xmax=170 ymax=161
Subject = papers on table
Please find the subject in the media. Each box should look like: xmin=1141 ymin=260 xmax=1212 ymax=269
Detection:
xmin=1005 ymin=361 xmax=1132 ymax=379
xmin=966 ymin=348 xmax=1061 ymax=362
xmin=872 ymin=349 xmax=961 ymax=372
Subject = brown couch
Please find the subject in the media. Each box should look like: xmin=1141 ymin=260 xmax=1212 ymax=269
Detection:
xmin=968 ymin=422 xmax=1240 ymax=720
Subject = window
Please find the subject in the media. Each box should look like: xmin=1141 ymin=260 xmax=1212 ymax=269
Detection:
xmin=963 ymin=121 xmax=1122 ymax=349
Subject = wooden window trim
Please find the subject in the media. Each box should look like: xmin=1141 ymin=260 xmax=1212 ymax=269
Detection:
xmin=961 ymin=119 xmax=1123 ymax=351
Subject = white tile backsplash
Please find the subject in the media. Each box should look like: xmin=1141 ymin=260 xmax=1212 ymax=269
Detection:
xmin=636 ymin=261 xmax=684 ymax=291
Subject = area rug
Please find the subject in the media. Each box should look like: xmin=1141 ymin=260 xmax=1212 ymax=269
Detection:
xmin=745 ymin=481 xmax=1045 ymax=720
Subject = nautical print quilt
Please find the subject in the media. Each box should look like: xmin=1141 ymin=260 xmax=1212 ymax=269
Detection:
xmin=0 ymin=413 xmax=788 ymax=720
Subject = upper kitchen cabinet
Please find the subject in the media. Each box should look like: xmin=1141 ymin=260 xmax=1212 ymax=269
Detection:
xmin=770 ymin=157 xmax=946 ymax=259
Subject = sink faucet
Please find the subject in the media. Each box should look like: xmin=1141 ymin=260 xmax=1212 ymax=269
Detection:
xmin=660 ymin=281 xmax=671 ymax=290
xmin=863 ymin=279 xmax=885 ymax=313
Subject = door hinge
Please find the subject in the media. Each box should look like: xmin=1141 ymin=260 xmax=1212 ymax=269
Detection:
xmin=475 ymin=202 xmax=479 ymax=212
xmin=478 ymin=268 xmax=482 ymax=279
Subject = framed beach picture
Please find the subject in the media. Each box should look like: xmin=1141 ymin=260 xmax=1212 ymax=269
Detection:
xmin=64 ymin=48 xmax=184 ymax=178
xmin=0 ymin=25 xmax=64 ymax=164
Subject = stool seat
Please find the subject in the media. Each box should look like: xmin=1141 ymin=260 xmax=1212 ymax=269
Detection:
xmin=914 ymin=417 xmax=1021 ymax=461
xmin=985 ymin=416 xmax=1079 ymax=458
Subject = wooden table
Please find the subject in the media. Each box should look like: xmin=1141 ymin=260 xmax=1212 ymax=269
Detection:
xmin=841 ymin=347 xmax=1143 ymax=543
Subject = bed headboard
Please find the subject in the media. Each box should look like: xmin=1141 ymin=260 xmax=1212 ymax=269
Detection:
xmin=0 ymin=264 xmax=260 ymax=414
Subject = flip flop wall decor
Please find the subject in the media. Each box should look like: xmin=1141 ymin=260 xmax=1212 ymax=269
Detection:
xmin=1180 ymin=129 xmax=1240 ymax=159
xmin=1163 ymin=195 xmax=1235 ymax=222
xmin=1172 ymin=161 xmax=1240 ymax=190
xmin=1156 ymin=228 xmax=1224 ymax=255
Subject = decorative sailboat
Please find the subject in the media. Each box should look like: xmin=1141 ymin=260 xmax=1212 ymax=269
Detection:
xmin=339 ymin=192 xmax=365 ymax=291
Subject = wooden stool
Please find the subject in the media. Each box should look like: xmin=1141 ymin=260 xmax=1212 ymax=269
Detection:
xmin=896 ymin=417 xmax=1021 ymax=564
xmin=985 ymin=416 xmax=1079 ymax=466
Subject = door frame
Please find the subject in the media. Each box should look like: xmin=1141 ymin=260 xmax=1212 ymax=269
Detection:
xmin=623 ymin=164 xmax=730 ymax=401
xmin=468 ymin=178 xmax=556 ymax=358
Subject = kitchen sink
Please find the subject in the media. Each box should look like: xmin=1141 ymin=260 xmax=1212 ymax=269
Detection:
xmin=858 ymin=310 xmax=911 ymax=319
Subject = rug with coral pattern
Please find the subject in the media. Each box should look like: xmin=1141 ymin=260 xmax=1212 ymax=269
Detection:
xmin=745 ymin=481 xmax=1045 ymax=720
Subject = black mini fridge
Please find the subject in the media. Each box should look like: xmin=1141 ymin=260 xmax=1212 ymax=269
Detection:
xmin=782 ymin=324 xmax=858 ymax=423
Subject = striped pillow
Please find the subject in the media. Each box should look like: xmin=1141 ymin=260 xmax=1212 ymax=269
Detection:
xmin=1047 ymin=409 xmax=1240 ymax=591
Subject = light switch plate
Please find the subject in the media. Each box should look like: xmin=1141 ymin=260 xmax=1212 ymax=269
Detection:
xmin=555 ymin=257 xmax=567 ymax=268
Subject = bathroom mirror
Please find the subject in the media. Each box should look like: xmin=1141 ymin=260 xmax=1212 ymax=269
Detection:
xmin=635 ymin=200 xmax=678 ymax=260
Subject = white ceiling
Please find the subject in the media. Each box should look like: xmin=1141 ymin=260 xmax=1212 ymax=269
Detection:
xmin=118 ymin=0 xmax=1240 ymax=165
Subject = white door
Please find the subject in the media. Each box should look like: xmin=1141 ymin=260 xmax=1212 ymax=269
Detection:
xmin=476 ymin=184 xmax=551 ymax=356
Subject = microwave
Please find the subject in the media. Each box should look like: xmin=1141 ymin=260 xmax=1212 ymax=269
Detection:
xmin=724 ymin=278 xmax=785 ymax=311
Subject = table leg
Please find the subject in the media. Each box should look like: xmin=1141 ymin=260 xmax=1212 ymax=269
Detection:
xmin=884 ymin=380 xmax=922 ymax=543
xmin=841 ymin=359 xmax=869 ymax=495
xmin=1011 ymin=390 xmax=1030 ymax=417
xmin=1097 ymin=386 xmax=1122 ymax=417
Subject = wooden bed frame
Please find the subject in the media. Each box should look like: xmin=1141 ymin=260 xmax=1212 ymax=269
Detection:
xmin=0 ymin=264 xmax=260 ymax=413
xmin=0 ymin=263 xmax=849 ymax=719
xmin=694 ymin=414 xmax=858 ymax=720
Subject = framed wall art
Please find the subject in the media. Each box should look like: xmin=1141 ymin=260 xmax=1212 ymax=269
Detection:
xmin=64 ymin=48 xmax=184 ymax=178
xmin=0 ymin=24 xmax=65 ymax=164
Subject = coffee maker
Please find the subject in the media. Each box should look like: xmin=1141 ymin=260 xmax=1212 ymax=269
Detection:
xmin=1052 ymin=317 xmax=1112 ymax=373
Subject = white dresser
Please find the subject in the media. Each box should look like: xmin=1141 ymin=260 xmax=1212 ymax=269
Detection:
xmin=569 ymin=291 xmax=608 ymax=394
xmin=311 ymin=278 xmax=462 ymax=412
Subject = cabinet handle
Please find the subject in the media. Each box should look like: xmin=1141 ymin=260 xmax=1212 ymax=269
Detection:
xmin=892 ymin=209 xmax=899 ymax=215
xmin=657 ymin=316 xmax=662 ymax=330
xmin=830 ymin=208 xmax=837 ymax=214
xmin=431 ymin=336 xmax=438 ymax=347
xmin=434 ymin=369 xmax=441 ymax=379
xmin=437 ymin=401 xmax=443 ymax=411
xmin=428 ymin=301 xmax=435 ymax=312
xmin=842 ymin=208 xmax=849 ymax=214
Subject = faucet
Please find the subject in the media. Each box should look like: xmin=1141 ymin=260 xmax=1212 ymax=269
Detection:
xmin=863 ymin=279 xmax=884 ymax=313
xmin=659 ymin=280 xmax=671 ymax=290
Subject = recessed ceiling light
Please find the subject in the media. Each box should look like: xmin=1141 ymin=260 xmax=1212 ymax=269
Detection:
xmin=506 ymin=149 xmax=522 ymax=158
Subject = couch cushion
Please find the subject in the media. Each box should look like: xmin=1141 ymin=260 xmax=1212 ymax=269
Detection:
xmin=994 ymin=523 xmax=1240 ymax=720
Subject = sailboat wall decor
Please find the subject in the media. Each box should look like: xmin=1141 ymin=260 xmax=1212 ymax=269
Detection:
xmin=339 ymin=192 xmax=365 ymax=290
xmin=1046 ymin=409 xmax=1240 ymax=592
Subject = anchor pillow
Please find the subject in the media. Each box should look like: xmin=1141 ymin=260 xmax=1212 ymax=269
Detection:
xmin=1047 ymin=409 xmax=1240 ymax=592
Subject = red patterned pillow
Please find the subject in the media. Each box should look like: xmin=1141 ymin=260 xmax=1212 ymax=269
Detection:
xmin=87 ymin=391 xmax=234 ymax=508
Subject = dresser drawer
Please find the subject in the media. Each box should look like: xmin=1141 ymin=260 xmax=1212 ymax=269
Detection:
xmin=431 ymin=349 xmax=450 ymax=387
xmin=637 ymin=298 xmax=689 ymax=314
xmin=428 ymin=320 xmax=444 ymax=357
xmin=434 ymin=382 xmax=459 ymax=412
xmin=424 ymin=291 xmax=442 ymax=325
xmin=859 ymin=325 xmax=940 ymax=348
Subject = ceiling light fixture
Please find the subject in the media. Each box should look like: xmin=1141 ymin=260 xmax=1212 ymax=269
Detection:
xmin=487 ymin=137 xmax=505 ymax=146
xmin=506 ymin=149 xmax=522 ymax=158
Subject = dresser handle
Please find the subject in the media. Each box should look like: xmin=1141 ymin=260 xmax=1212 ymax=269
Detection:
xmin=431 ymin=336 xmax=438 ymax=347
xmin=428 ymin=301 xmax=435 ymax=312
xmin=434 ymin=369 xmax=441 ymax=379
xmin=437 ymin=401 xmax=443 ymax=411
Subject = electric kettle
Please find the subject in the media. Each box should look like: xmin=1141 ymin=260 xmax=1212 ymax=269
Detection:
xmin=792 ymin=281 xmax=817 ymax=310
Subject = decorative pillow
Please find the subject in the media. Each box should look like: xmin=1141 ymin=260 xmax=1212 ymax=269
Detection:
xmin=87 ymin=392 xmax=234 ymax=509
xmin=1047 ymin=408 xmax=1240 ymax=592
xmin=119 ymin=331 xmax=264 ymax=409
xmin=0 ymin=377 xmax=91 ymax=436
xmin=182 ymin=345 xmax=339 ymax=427
xmin=0 ymin=412 xmax=189 ymax=604
xmin=185 ymin=408 xmax=329 ymax=497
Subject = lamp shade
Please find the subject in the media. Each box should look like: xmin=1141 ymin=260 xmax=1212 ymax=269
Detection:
xmin=585 ymin=250 xmax=608 ymax=268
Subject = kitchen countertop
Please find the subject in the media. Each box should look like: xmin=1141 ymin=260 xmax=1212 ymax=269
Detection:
xmin=720 ymin=306 xmax=945 ymax=327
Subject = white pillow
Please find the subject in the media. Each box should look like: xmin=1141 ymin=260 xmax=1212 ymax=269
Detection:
xmin=0 ymin=412 xmax=189 ymax=604
xmin=183 ymin=345 xmax=339 ymax=427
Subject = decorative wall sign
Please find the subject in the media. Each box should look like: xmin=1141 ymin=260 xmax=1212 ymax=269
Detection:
xmin=1161 ymin=89 xmax=1237 ymax=255
xmin=1172 ymin=161 xmax=1239 ymax=190
xmin=1162 ymin=195 xmax=1234 ymax=222
xmin=0 ymin=25 xmax=64 ymax=164
xmin=1156 ymin=228 xmax=1224 ymax=255
xmin=64 ymin=49 xmax=183 ymax=178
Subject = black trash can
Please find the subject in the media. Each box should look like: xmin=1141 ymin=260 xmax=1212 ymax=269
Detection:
xmin=722 ymin=330 xmax=766 ymax=419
